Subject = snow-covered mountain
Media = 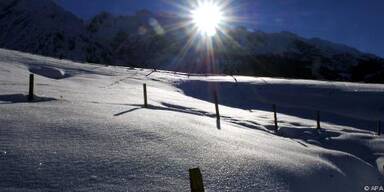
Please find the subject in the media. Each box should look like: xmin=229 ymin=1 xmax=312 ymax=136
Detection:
xmin=86 ymin=10 xmax=182 ymax=67
xmin=0 ymin=0 xmax=111 ymax=63
xmin=1 ymin=0 xmax=383 ymax=83
xmin=86 ymin=11 xmax=384 ymax=83
xmin=222 ymin=29 xmax=384 ymax=82
xmin=87 ymin=10 xmax=162 ymax=45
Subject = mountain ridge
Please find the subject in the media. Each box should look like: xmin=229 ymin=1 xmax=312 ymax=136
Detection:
xmin=0 ymin=0 xmax=111 ymax=63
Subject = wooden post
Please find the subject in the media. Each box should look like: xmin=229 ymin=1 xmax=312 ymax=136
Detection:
xmin=316 ymin=111 xmax=321 ymax=130
xmin=189 ymin=168 xmax=205 ymax=192
xmin=213 ymin=90 xmax=220 ymax=129
xmin=28 ymin=74 xmax=34 ymax=102
xmin=378 ymin=121 xmax=382 ymax=136
xmin=143 ymin=83 xmax=148 ymax=108
xmin=273 ymin=104 xmax=278 ymax=132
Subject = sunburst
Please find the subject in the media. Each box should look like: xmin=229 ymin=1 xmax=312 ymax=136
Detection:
xmin=159 ymin=0 xmax=243 ymax=73
xmin=191 ymin=1 xmax=224 ymax=37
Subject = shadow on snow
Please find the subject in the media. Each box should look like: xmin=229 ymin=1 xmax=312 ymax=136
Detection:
xmin=0 ymin=94 xmax=56 ymax=104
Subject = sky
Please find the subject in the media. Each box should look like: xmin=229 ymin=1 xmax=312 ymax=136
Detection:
xmin=56 ymin=0 xmax=384 ymax=57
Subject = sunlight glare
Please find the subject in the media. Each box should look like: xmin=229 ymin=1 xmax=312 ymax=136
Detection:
xmin=192 ymin=2 xmax=223 ymax=37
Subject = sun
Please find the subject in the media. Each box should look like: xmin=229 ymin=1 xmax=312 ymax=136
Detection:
xmin=192 ymin=2 xmax=224 ymax=37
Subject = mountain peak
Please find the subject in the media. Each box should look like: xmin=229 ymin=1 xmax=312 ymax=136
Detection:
xmin=0 ymin=0 xmax=111 ymax=63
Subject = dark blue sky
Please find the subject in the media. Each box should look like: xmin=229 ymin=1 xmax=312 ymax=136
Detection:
xmin=56 ymin=0 xmax=384 ymax=57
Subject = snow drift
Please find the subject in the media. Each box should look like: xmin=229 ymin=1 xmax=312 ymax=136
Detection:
xmin=0 ymin=48 xmax=383 ymax=192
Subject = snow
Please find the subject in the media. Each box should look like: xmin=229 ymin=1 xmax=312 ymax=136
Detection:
xmin=0 ymin=48 xmax=383 ymax=191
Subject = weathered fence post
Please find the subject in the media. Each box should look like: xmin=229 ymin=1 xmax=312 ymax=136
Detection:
xmin=316 ymin=111 xmax=321 ymax=130
xmin=213 ymin=90 xmax=220 ymax=129
xmin=378 ymin=121 xmax=382 ymax=136
xmin=273 ymin=104 xmax=278 ymax=132
xmin=143 ymin=83 xmax=148 ymax=108
xmin=189 ymin=168 xmax=205 ymax=192
xmin=28 ymin=74 xmax=34 ymax=102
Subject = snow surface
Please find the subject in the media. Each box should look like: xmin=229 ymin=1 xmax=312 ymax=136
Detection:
xmin=0 ymin=48 xmax=383 ymax=192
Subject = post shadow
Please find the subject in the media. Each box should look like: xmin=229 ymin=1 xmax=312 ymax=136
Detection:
xmin=0 ymin=94 xmax=56 ymax=104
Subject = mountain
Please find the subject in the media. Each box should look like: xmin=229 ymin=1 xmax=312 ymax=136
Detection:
xmin=86 ymin=10 xmax=180 ymax=68
xmin=0 ymin=0 xmax=383 ymax=83
xmin=86 ymin=11 xmax=384 ymax=83
xmin=0 ymin=0 xmax=111 ymax=63
xmin=219 ymin=29 xmax=384 ymax=83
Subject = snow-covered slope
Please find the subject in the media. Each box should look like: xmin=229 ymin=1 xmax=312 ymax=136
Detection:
xmin=0 ymin=0 xmax=111 ymax=63
xmin=0 ymin=48 xmax=383 ymax=191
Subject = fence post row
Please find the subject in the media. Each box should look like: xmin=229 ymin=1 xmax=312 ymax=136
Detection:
xmin=27 ymin=74 xmax=377 ymax=137
xmin=189 ymin=168 xmax=205 ymax=192
xmin=28 ymin=74 xmax=34 ymax=102
xmin=143 ymin=83 xmax=148 ymax=108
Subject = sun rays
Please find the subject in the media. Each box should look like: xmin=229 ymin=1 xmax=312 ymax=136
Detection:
xmin=191 ymin=1 xmax=224 ymax=37
xmin=170 ymin=0 xmax=240 ymax=72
